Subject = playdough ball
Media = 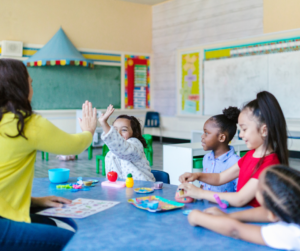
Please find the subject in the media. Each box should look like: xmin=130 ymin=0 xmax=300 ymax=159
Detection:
xmin=174 ymin=190 xmax=194 ymax=203
xmin=107 ymin=171 xmax=118 ymax=182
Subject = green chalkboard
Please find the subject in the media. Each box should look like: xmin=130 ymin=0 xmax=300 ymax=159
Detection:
xmin=27 ymin=65 xmax=121 ymax=109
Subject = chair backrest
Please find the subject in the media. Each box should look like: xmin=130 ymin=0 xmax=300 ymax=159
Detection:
xmin=142 ymin=134 xmax=153 ymax=148
xmin=102 ymin=144 xmax=110 ymax=156
xmin=144 ymin=112 xmax=160 ymax=128
xmin=151 ymin=170 xmax=170 ymax=184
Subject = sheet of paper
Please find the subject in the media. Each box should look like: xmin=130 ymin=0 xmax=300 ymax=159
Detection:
xmin=37 ymin=198 xmax=120 ymax=218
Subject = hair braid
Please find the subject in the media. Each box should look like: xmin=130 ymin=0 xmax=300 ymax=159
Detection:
xmin=262 ymin=165 xmax=300 ymax=225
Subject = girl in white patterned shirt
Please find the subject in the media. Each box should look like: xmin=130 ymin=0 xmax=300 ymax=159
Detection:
xmin=99 ymin=104 xmax=155 ymax=182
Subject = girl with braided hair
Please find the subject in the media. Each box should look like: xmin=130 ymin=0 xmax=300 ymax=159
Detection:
xmin=188 ymin=165 xmax=300 ymax=250
xmin=99 ymin=104 xmax=155 ymax=181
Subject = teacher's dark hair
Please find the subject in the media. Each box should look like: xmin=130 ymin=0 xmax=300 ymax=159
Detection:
xmin=0 ymin=59 xmax=32 ymax=139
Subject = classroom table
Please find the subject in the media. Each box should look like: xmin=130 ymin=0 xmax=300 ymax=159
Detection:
xmin=163 ymin=139 xmax=248 ymax=185
xmin=31 ymin=177 xmax=278 ymax=251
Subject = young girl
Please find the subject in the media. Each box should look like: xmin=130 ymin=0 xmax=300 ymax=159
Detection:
xmin=179 ymin=91 xmax=288 ymax=207
xmin=188 ymin=165 xmax=300 ymax=250
xmin=99 ymin=104 xmax=155 ymax=181
xmin=200 ymin=106 xmax=240 ymax=193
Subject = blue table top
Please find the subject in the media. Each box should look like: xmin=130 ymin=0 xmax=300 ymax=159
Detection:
xmin=32 ymin=177 xmax=278 ymax=251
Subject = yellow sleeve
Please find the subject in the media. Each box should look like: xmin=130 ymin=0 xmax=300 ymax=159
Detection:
xmin=28 ymin=115 xmax=93 ymax=155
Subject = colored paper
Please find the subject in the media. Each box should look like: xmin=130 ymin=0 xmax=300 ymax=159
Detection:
xmin=134 ymin=87 xmax=146 ymax=109
xmin=134 ymin=65 xmax=147 ymax=87
xmin=125 ymin=55 xmax=150 ymax=109
xmin=37 ymin=198 xmax=119 ymax=218
xmin=181 ymin=52 xmax=200 ymax=113
xmin=184 ymin=100 xmax=197 ymax=114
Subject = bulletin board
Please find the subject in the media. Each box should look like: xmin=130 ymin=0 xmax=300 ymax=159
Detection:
xmin=179 ymin=52 xmax=200 ymax=114
xmin=124 ymin=55 xmax=150 ymax=109
xmin=177 ymin=29 xmax=300 ymax=118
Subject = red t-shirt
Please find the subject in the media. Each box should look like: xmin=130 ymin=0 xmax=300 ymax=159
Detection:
xmin=237 ymin=150 xmax=280 ymax=207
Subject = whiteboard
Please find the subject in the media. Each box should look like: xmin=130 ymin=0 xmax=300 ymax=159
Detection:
xmin=204 ymin=51 xmax=300 ymax=118
xmin=268 ymin=51 xmax=300 ymax=118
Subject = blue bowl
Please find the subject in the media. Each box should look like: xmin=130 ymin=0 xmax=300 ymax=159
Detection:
xmin=48 ymin=168 xmax=70 ymax=183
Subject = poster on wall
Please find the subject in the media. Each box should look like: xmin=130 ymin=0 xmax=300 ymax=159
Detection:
xmin=180 ymin=52 xmax=200 ymax=114
xmin=125 ymin=55 xmax=150 ymax=109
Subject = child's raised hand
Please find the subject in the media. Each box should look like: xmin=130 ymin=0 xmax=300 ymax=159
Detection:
xmin=99 ymin=104 xmax=115 ymax=126
xmin=204 ymin=207 xmax=227 ymax=216
xmin=178 ymin=183 xmax=201 ymax=199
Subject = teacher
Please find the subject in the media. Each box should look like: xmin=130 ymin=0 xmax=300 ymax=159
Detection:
xmin=0 ymin=59 xmax=97 ymax=250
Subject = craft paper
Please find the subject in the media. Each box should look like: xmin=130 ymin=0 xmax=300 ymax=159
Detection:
xmin=37 ymin=198 xmax=119 ymax=218
xmin=184 ymin=100 xmax=197 ymax=114
xmin=181 ymin=52 xmax=200 ymax=113
xmin=125 ymin=55 xmax=150 ymax=109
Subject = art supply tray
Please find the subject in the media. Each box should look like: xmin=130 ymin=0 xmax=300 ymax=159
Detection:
xmin=128 ymin=195 xmax=185 ymax=213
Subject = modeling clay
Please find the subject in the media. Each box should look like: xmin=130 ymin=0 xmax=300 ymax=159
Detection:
xmin=83 ymin=181 xmax=93 ymax=186
xmin=73 ymin=184 xmax=82 ymax=189
xmin=77 ymin=177 xmax=83 ymax=185
xmin=56 ymin=184 xmax=73 ymax=189
xmin=175 ymin=188 xmax=194 ymax=203
xmin=153 ymin=182 xmax=163 ymax=189
xmin=182 ymin=210 xmax=192 ymax=216
xmin=147 ymin=201 xmax=159 ymax=210
xmin=213 ymin=194 xmax=229 ymax=209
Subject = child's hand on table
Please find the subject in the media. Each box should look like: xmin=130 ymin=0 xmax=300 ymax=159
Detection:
xmin=204 ymin=207 xmax=227 ymax=216
xmin=31 ymin=196 xmax=72 ymax=208
xmin=178 ymin=183 xmax=202 ymax=199
xmin=188 ymin=209 xmax=204 ymax=226
xmin=179 ymin=172 xmax=201 ymax=183
xmin=98 ymin=104 xmax=115 ymax=133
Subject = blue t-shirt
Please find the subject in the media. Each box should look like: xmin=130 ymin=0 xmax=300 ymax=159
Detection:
xmin=200 ymin=146 xmax=240 ymax=192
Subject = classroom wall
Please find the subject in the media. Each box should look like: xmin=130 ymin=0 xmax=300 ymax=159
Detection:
xmin=151 ymin=0 xmax=300 ymax=140
xmin=152 ymin=0 xmax=264 ymax=116
xmin=264 ymin=0 xmax=300 ymax=33
xmin=0 ymin=0 xmax=152 ymax=53
xmin=6 ymin=0 xmax=300 ymax=140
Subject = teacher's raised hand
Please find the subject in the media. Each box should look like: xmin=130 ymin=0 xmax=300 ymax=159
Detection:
xmin=78 ymin=100 xmax=97 ymax=135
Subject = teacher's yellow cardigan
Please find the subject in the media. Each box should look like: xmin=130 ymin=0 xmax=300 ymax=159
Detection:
xmin=0 ymin=112 xmax=92 ymax=223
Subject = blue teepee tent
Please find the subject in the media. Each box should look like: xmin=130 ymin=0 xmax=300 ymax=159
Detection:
xmin=24 ymin=28 xmax=93 ymax=68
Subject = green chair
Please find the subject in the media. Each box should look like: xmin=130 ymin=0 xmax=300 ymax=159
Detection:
xmin=41 ymin=152 xmax=78 ymax=161
xmin=96 ymin=144 xmax=110 ymax=176
xmin=193 ymin=156 xmax=204 ymax=170
xmin=240 ymin=151 xmax=248 ymax=157
xmin=143 ymin=134 xmax=153 ymax=166
xmin=41 ymin=144 xmax=92 ymax=161
xmin=88 ymin=144 xmax=93 ymax=160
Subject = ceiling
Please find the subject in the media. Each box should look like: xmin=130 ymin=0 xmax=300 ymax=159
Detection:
xmin=118 ymin=0 xmax=169 ymax=5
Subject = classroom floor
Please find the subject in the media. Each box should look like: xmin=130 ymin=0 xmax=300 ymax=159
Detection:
xmin=34 ymin=142 xmax=300 ymax=178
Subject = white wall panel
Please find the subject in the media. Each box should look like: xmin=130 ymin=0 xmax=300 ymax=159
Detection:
xmin=152 ymin=0 xmax=263 ymax=116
